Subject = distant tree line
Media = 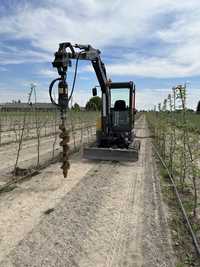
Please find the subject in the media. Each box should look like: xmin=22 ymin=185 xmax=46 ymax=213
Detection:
xmin=85 ymin=96 xmax=101 ymax=111
xmin=72 ymin=96 xmax=102 ymax=112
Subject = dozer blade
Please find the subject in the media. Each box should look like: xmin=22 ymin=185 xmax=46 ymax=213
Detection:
xmin=83 ymin=140 xmax=140 ymax=162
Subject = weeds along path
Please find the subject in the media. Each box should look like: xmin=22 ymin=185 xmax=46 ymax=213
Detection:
xmin=0 ymin=115 xmax=175 ymax=266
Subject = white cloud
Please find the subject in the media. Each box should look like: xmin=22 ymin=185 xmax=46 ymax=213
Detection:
xmin=1 ymin=1 xmax=199 ymax=55
xmin=0 ymin=83 xmax=50 ymax=103
xmin=0 ymin=44 xmax=51 ymax=65
xmin=106 ymin=58 xmax=200 ymax=78
xmin=83 ymin=55 xmax=200 ymax=78
xmin=0 ymin=66 xmax=7 ymax=72
xmin=39 ymin=69 xmax=58 ymax=78
xmin=0 ymin=0 xmax=193 ymax=78
xmin=1 ymin=0 xmax=200 ymax=109
xmin=136 ymin=87 xmax=200 ymax=110
xmin=0 ymin=0 xmax=158 ymax=50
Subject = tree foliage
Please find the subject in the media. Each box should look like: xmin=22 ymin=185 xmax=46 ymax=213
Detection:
xmin=72 ymin=102 xmax=80 ymax=111
xmin=85 ymin=96 xmax=101 ymax=111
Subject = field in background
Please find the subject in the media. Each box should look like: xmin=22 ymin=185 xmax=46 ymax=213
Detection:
xmin=0 ymin=108 xmax=98 ymax=144
xmin=0 ymin=107 xmax=98 ymax=186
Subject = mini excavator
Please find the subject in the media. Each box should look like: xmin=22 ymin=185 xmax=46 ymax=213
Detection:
xmin=49 ymin=42 xmax=140 ymax=177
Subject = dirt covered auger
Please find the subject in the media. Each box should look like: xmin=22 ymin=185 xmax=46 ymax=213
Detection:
xmin=49 ymin=42 xmax=140 ymax=177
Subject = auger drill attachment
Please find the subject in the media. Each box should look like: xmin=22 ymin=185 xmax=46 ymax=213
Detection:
xmin=49 ymin=43 xmax=74 ymax=177
xmin=49 ymin=78 xmax=70 ymax=177
xmin=59 ymin=117 xmax=70 ymax=178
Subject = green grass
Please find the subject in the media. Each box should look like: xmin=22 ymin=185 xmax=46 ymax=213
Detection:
xmin=146 ymin=111 xmax=200 ymax=133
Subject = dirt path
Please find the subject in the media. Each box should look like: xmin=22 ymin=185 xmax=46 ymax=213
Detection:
xmin=0 ymin=116 xmax=175 ymax=266
xmin=0 ymin=154 xmax=96 ymax=263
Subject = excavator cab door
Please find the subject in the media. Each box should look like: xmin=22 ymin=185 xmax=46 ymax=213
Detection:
xmin=109 ymin=82 xmax=135 ymax=133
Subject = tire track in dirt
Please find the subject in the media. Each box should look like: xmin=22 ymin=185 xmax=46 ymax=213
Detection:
xmin=105 ymin=176 xmax=137 ymax=266
xmin=105 ymin=118 xmax=146 ymax=267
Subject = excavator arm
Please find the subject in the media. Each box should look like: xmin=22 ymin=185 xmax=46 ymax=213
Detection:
xmin=53 ymin=43 xmax=108 ymax=90
xmin=50 ymin=42 xmax=110 ymax=135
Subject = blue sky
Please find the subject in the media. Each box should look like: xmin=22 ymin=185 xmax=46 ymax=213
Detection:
xmin=0 ymin=0 xmax=200 ymax=110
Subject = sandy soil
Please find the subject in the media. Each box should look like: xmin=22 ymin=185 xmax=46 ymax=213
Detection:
xmin=0 ymin=116 xmax=175 ymax=266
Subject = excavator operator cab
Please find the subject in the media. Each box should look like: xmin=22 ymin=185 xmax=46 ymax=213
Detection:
xmin=110 ymin=82 xmax=135 ymax=134
xmin=95 ymin=81 xmax=136 ymax=149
